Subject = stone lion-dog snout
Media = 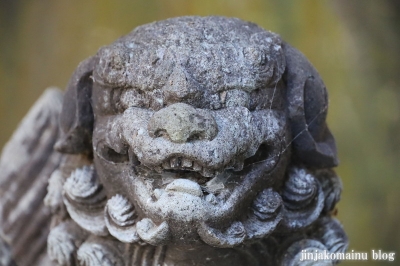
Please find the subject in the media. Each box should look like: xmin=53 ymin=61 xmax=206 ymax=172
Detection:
xmin=147 ymin=103 xmax=218 ymax=143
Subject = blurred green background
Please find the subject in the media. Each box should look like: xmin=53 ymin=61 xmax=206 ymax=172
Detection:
xmin=1 ymin=0 xmax=399 ymax=265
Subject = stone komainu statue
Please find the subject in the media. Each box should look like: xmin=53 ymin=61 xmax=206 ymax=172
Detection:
xmin=0 ymin=16 xmax=347 ymax=265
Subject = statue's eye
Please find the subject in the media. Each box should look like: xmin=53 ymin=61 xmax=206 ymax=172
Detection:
xmin=97 ymin=143 xmax=129 ymax=163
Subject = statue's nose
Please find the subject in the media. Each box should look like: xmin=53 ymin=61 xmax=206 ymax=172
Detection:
xmin=148 ymin=103 xmax=218 ymax=143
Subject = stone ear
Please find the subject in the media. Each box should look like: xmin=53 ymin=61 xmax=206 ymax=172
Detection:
xmin=55 ymin=56 xmax=96 ymax=154
xmin=283 ymin=43 xmax=338 ymax=168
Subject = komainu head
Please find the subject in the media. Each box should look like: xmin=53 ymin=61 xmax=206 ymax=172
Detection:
xmin=47 ymin=16 xmax=346 ymax=265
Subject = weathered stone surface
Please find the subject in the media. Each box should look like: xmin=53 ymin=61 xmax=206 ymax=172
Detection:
xmin=0 ymin=88 xmax=63 ymax=266
xmin=0 ymin=16 xmax=347 ymax=265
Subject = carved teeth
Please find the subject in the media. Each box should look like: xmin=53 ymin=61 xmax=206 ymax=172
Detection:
xmin=165 ymin=179 xmax=203 ymax=197
xmin=160 ymin=157 xmax=205 ymax=172
xmin=170 ymin=157 xmax=181 ymax=168
xmin=159 ymin=157 xmax=219 ymax=178
xmin=182 ymin=158 xmax=193 ymax=168
xmin=193 ymin=162 xmax=202 ymax=171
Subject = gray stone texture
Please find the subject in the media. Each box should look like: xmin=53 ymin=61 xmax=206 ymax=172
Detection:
xmin=0 ymin=16 xmax=347 ymax=265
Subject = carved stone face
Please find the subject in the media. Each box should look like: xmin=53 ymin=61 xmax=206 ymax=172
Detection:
xmin=89 ymin=17 xmax=289 ymax=245
xmin=54 ymin=17 xmax=343 ymax=261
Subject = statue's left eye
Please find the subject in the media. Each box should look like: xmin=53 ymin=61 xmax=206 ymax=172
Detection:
xmin=97 ymin=144 xmax=129 ymax=163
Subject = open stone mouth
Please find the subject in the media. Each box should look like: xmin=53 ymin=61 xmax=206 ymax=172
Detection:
xmin=135 ymin=159 xmax=228 ymax=198
xmin=132 ymin=143 xmax=272 ymax=199
xmin=159 ymin=156 xmax=218 ymax=178
xmin=98 ymin=143 xmax=228 ymax=191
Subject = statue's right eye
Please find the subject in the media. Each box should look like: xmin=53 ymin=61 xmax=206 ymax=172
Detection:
xmin=97 ymin=143 xmax=129 ymax=164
